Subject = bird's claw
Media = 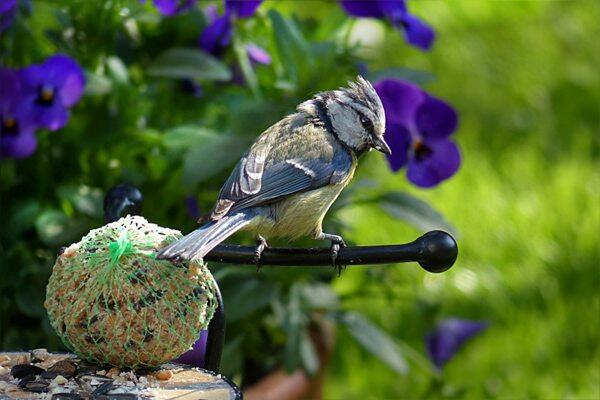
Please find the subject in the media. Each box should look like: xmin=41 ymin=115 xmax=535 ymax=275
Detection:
xmin=330 ymin=238 xmax=347 ymax=277
xmin=254 ymin=235 xmax=269 ymax=272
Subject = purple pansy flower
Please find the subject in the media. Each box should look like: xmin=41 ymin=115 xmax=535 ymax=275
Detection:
xmin=225 ymin=0 xmax=262 ymax=18
xmin=339 ymin=0 xmax=435 ymax=50
xmin=152 ymin=0 xmax=196 ymax=16
xmin=246 ymin=44 xmax=271 ymax=65
xmin=199 ymin=5 xmax=233 ymax=56
xmin=374 ymin=78 xmax=460 ymax=188
xmin=0 ymin=68 xmax=37 ymax=159
xmin=0 ymin=0 xmax=18 ymax=34
xmin=175 ymin=330 xmax=208 ymax=368
xmin=425 ymin=318 xmax=488 ymax=369
xmin=19 ymin=55 xmax=85 ymax=131
xmin=199 ymin=1 xmax=263 ymax=56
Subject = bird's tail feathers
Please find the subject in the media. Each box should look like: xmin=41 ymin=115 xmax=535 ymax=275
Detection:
xmin=156 ymin=210 xmax=255 ymax=261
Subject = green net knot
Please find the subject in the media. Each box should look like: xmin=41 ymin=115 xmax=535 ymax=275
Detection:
xmin=108 ymin=230 xmax=135 ymax=267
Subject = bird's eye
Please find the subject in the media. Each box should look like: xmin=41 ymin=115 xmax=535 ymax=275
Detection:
xmin=360 ymin=116 xmax=374 ymax=132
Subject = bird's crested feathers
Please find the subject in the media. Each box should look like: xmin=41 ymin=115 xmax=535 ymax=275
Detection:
xmin=298 ymin=76 xmax=386 ymax=154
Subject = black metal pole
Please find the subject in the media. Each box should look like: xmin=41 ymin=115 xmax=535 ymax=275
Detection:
xmin=204 ymin=230 xmax=458 ymax=273
xmin=203 ymin=277 xmax=225 ymax=373
xmin=103 ymin=184 xmax=143 ymax=224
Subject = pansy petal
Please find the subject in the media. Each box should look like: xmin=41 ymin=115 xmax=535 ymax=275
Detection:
xmin=246 ymin=44 xmax=271 ymax=65
xmin=377 ymin=0 xmax=408 ymax=20
xmin=225 ymin=0 xmax=262 ymax=18
xmin=17 ymin=71 xmax=71 ymax=132
xmin=425 ymin=319 xmax=488 ymax=368
xmin=374 ymin=78 xmax=425 ymax=126
xmin=0 ymin=129 xmax=37 ymax=159
xmin=60 ymin=72 xmax=86 ymax=107
xmin=0 ymin=0 xmax=18 ymax=33
xmin=204 ymin=4 xmax=219 ymax=22
xmin=384 ymin=122 xmax=411 ymax=172
xmin=174 ymin=330 xmax=208 ymax=367
xmin=153 ymin=0 xmax=178 ymax=15
xmin=0 ymin=68 xmax=21 ymax=108
xmin=199 ymin=13 xmax=233 ymax=55
xmin=416 ymin=95 xmax=458 ymax=139
xmin=17 ymin=64 xmax=44 ymax=94
xmin=395 ymin=13 xmax=435 ymax=50
xmin=34 ymin=101 xmax=70 ymax=131
xmin=0 ymin=0 xmax=18 ymax=14
xmin=39 ymin=55 xmax=79 ymax=86
xmin=153 ymin=0 xmax=197 ymax=16
xmin=339 ymin=0 xmax=386 ymax=18
xmin=0 ymin=69 xmax=39 ymax=137
xmin=406 ymin=139 xmax=461 ymax=187
xmin=42 ymin=55 xmax=86 ymax=106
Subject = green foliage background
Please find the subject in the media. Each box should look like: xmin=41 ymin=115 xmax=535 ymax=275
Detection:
xmin=1 ymin=1 xmax=599 ymax=398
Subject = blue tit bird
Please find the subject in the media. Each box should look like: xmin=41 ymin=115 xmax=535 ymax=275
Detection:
xmin=157 ymin=76 xmax=390 ymax=269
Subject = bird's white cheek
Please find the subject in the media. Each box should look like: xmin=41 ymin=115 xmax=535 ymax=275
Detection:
xmin=328 ymin=105 xmax=364 ymax=149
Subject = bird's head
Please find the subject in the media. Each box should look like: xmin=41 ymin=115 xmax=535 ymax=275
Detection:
xmin=301 ymin=76 xmax=390 ymax=156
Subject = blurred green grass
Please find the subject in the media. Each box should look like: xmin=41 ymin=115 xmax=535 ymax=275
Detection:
xmin=326 ymin=1 xmax=600 ymax=398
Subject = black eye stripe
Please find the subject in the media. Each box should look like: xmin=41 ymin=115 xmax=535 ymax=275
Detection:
xmin=357 ymin=112 xmax=375 ymax=134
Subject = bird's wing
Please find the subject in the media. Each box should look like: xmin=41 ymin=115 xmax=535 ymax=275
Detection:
xmin=209 ymin=121 xmax=354 ymax=219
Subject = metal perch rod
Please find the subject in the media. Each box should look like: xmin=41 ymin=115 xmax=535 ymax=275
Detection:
xmin=204 ymin=230 xmax=458 ymax=273
xmin=102 ymin=185 xmax=458 ymax=273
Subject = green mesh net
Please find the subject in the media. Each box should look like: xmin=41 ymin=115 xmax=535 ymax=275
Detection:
xmin=44 ymin=215 xmax=217 ymax=369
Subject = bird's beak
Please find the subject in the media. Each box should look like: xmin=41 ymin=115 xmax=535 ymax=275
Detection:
xmin=371 ymin=135 xmax=392 ymax=155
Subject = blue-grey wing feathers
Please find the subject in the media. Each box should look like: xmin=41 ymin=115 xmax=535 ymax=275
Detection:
xmin=228 ymin=155 xmax=350 ymax=212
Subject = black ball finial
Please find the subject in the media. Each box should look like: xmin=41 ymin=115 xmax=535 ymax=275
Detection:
xmin=416 ymin=230 xmax=458 ymax=273
xmin=103 ymin=184 xmax=144 ymax=223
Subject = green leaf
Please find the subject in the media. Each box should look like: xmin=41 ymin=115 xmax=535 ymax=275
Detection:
xmin=35 ymin=210 xmax=89 ymax=246
xmin=224 ymin=279 xmax=279 ymax=322
xmin=268 ymin=10 xmax=312 ymax=86
xmin=106 ymin=56 xmax=129 ymax=85
xmin=284 ymin=284 xmax=303 ymax=372
xmin=300 ymin=330 xmax=319 ymax=375
xmin=183 ymin=141 xmax=243 ymax=185
xmin=57 ymin=185 xmax=104 ymax=218
xmin=16 ymin=270 xmax=47 ymax=318
xmin=367 ymin=67 xmax=435 ymax=85
xmin=340 ymin=312 xmax=408 ymax=374
xmin=163 ymin=125 xmax=213 ymax=150
xmin=300 ymin=283 xmax=340 ymax=311
xmin=220 ymin=336 xmax=244 ymax=378
xmin=147 ymin=47 xmax=232 ymax=81
xmin=379 ymin=191 xmax=455 ymax=234
xmin=233 ymin=38 xmax=261 ymax=98
xmin=85 ymin=72 xmax=112 ymax=96
xmin=166 ymin=126 xmax=247 ymax=186
xmin=9 ymin=200 xmax=41 ymax=236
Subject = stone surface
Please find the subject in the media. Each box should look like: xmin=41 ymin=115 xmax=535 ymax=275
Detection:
xmin=0 ymin=351 xmax=241 ymax=400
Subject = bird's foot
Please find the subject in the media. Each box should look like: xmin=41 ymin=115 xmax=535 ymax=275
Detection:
xmin=254 ymin=235 xmax=269 ymax=272
xmin=317 ymin=233 xmax=347 ymax=276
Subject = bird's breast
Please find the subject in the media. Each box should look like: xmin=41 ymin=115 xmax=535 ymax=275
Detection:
xmin=245 ymin=183 xmax=348 ymax=240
